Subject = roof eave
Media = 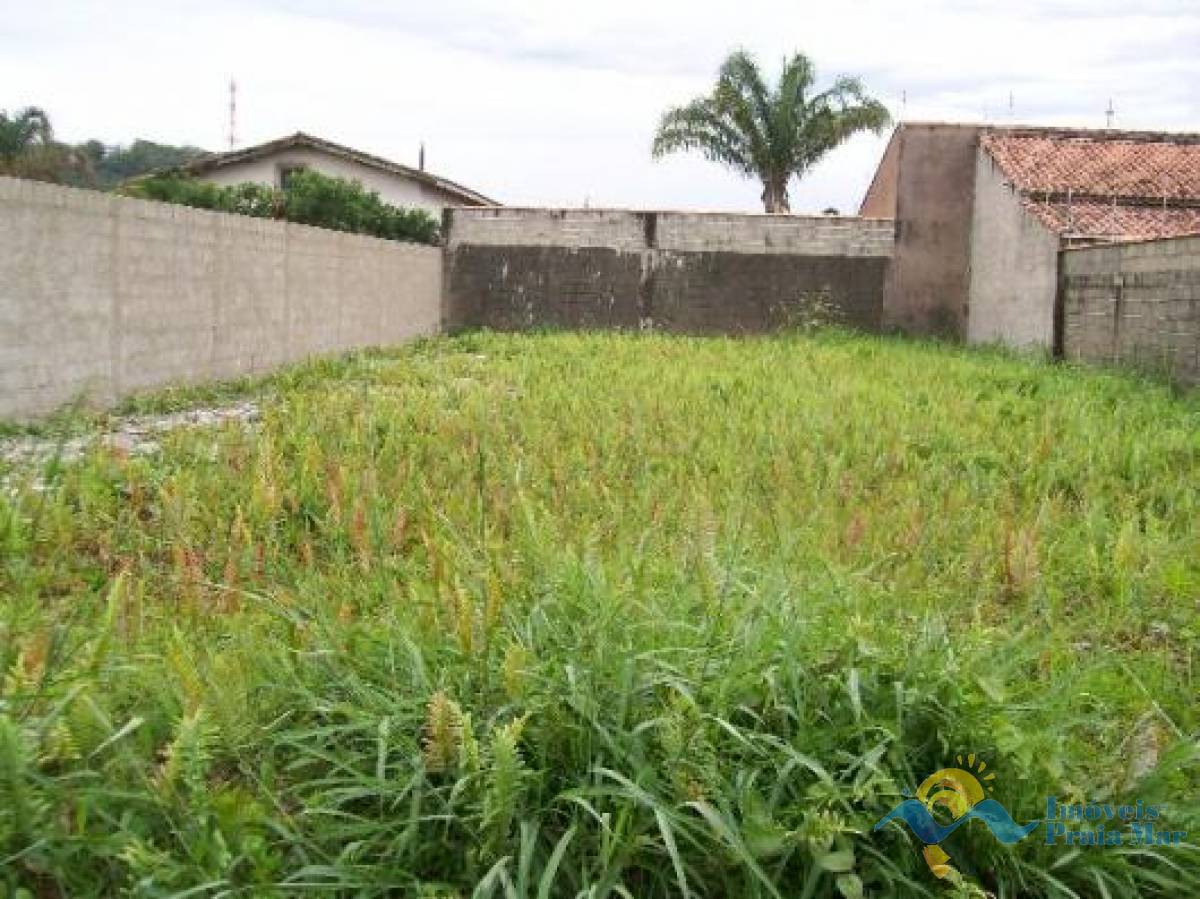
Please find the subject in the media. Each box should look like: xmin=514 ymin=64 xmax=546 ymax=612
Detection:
xmin=165 ymin=131 xmax=499 ymax=206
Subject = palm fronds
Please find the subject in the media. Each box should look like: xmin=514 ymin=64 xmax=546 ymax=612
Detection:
xmin=653 ymin=50 xmax=892 ymax=211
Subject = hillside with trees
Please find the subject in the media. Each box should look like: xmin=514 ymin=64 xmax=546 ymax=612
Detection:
xmin=1 ymin=106 xmax=436 ymax=243
xmin=78 ymin=139 xmax=209 ymax=189
xmin=0 ymin=106 xmax=207 ymax=188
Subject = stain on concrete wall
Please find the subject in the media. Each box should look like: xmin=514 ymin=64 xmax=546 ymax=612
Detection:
xmin=444 ymin=208 xmax=894 ymax=336
xmin=1061 ymin=234 xmax=1200 ymax=385
xmin=444 ymin=245 xmax=644 ymax=331
xmin=651 ymin=252 xmax=887 ymax=333
xmin=880 ymin=123 xmax=980 ymax=339
xmin=0 ymin=176 xmax=442 ymax=418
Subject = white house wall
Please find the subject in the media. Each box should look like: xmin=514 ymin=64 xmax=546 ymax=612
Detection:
xmin=197 ymin=147 xmax=463 ymax=215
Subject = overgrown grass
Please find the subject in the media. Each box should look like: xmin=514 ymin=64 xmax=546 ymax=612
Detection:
xmin=1 ymin=330 xmax=1197 ymax=897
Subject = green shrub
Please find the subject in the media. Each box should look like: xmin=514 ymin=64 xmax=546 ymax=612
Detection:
xmin=123 ymin=174 xmax=276 ymax=217
xmin=123 ymin=170 xmax=439 ymax=245
xmin=283 ymin=169 xmax=439 ymax=244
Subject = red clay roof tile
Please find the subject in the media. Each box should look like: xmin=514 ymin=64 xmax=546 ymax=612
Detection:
xmin=1021 ymin=198 xmax=1200 ymax=241
xmin=982 ymin=130 xmax=1200 ymax=198
xmin=980 ymin=128 xmax=1200 ymax=239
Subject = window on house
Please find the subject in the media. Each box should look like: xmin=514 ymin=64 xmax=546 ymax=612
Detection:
xmin=278 ymin=164 xmax=307 ymax=190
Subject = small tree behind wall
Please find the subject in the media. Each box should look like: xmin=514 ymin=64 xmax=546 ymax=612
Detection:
xmin=124 ymin=170 xmax=440 ymax=245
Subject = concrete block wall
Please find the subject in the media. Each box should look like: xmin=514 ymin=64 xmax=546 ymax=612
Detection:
xmin=1061 ymin=235 xmax=1200 ymax=385
xmin=654 ymin=212 xmax=895 ymax=256
xmin=443 ymin=207 xmax=895 ymax=334
xmin=444 ymin=208 xmax=648 ymax=251
xmin=0 ymin=176 xmax=442 ymax=418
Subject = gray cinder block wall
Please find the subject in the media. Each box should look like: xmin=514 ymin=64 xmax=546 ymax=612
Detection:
xmin=0 ymin=176 xmax=443 ymax=418
xmin=5 ymin=171 xmax=1196 ymax=421
xmin=1061 ymin=235 xmax=1200 ymax=385
xmin=1 ymin=184 xmax=895 ymax=419
xmin=443 ymin=208 xmax=896 ymax=334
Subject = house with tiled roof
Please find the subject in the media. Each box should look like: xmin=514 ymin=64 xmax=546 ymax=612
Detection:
xmin=859 ymin=122 xmax=1200 ymax=349
xmin=173 ymin=132 xmax=499 ymax=216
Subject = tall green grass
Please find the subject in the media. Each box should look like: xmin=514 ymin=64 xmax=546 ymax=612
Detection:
xmin=1 ymin=330 xmax=1197 ymax=897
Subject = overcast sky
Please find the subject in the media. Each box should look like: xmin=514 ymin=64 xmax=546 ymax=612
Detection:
xmin=3 ymin=1 xmax=1198 ymax=212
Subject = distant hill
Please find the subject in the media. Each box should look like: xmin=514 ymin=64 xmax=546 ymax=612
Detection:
xmin=75 ymin=139 xmax=210 ymax=189
xmin=2 ymin=106 xmax=210 ymax=189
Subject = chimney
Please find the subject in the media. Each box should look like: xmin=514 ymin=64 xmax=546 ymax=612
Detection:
xmin=419 ymin=142 xmax=426 ymax=172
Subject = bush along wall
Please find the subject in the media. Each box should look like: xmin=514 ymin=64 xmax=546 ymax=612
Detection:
xmin=122 ymin=169 xmax=440 ymax=245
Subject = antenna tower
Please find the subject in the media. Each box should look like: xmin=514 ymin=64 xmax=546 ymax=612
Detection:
xmin=228 ymin=79 xmax=238 ymax=149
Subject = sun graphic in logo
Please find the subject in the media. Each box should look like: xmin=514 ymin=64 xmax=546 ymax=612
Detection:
xmin=874 ymin=754 xmax=1038 ymax=881
xmin=914 ymin=754 xmax=997 ymax=878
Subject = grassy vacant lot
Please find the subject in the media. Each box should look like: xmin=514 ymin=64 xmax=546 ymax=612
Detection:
xmin=1 ymin=330 xmax=1197 ymax=898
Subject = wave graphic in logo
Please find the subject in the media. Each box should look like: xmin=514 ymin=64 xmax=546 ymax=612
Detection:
xmin=873 ymin=754 xmax=1039 ymax=881
xmin=873 ymin=797 xmax=1039 ymax=845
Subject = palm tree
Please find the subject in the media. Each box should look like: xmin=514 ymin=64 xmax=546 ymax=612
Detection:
xmin=0 ymin=107 xmax=54 ymax=163
xmin=652 ymin=50 xmax=891 ymax=213
xmin=0 ymin=107 xmax=93 ymax=184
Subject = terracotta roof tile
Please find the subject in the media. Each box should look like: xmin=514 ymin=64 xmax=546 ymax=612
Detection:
xmin=981 ymin=128 xmax=1200 ymax=240
xmin=981 ymin=130 xmax=1200 ymax=199
xmin=1020 ymin=198 xmax=1200 ymax=241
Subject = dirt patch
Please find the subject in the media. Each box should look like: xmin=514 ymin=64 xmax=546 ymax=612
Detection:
xmin=1 ymin=401 xmax=260 ymax=472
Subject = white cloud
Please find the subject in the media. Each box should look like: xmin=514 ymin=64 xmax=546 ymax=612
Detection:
xmin=2 ymin=0 xmax=1197 ymax=212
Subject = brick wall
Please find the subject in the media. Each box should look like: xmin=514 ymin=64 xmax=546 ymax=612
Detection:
xmin=443 ymin=208 xmax=895 ymax=334
xmin=1061 ymin=235 xmax=1200 ymax=385
xmin=0 ymin=176 xmax=443 ymax=418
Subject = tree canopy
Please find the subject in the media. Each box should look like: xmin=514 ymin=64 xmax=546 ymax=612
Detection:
xmin=125 ymin=169 xmax=440 ymax=245
xmin=1 ymin=106 xmax=437 ymax=244
xmin=83 ymin=140 xmax=209 ymax=189
xmin=0 ymin=106 xmax=207 ymax=188
xmin=0 ymin=107 xmax=53 ymax=161
xmin=652 ymin=50 xmax=891 ymax=212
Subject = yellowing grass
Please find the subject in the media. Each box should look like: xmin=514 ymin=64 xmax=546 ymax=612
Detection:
xmin=1 ymin=330 xmax=1197 ymax=897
